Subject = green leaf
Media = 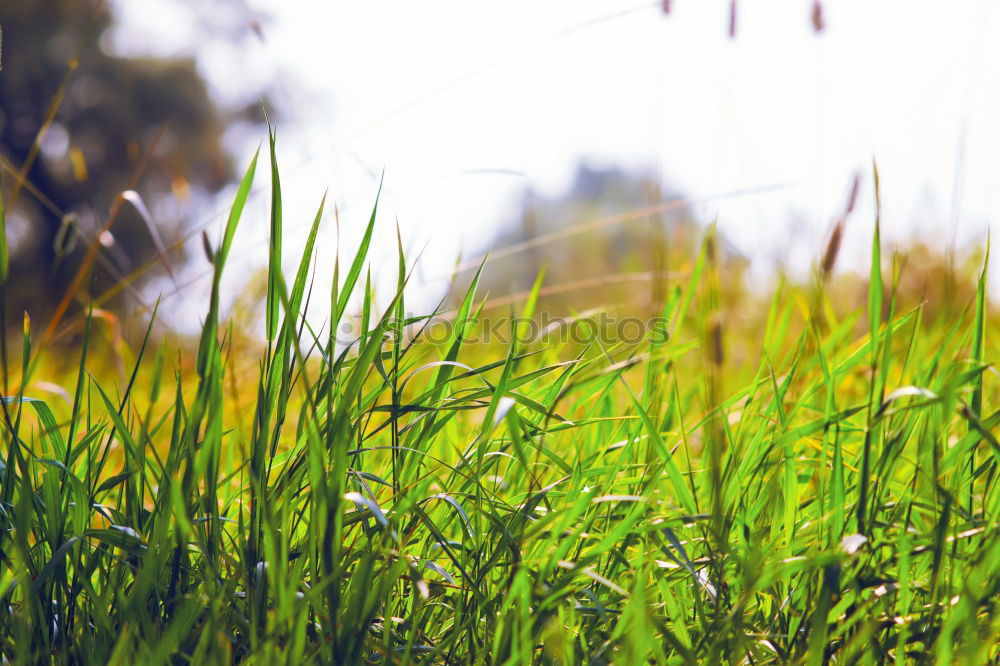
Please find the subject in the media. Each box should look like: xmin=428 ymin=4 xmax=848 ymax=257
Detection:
xmin=266 ymin=122 xmax=283 ymax=343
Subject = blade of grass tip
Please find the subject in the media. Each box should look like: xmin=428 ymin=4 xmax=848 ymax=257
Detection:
xmin=394 ymin=223 xmax=407 ymax=329
xmin=334 ymin=174 xmax=382 ymax=328
xmin=265 ymin=120 xmax=282 ymax=346
xmin=642 ymin=284 xmax=680 ymax=426
xmin=428 ymin=257 xmax=486 ymax=405
xmin=120 ymin=190 xmax=175 ymax=282
xmin=196 ymin=148 xmax=259 ymax=377
xmin=970 ymin=234 xmax=988 ymax=513
xmin=865 ymin=253 xmax=901 ymax=529
xmin=515 ymin=266 xmax=546 ymax=351
xmin=391 ymin=223 xmax=406 ymax=490
xmin=286 ymin=195 xmax=326 ymax=340
xmin=668 ymin=235 xmax=706 ymax=340
xmin=265 ymin=193 xmax=325 ymax=467
xmin=328 ymin=203 xmax=341 ymax=356
xmin=971 ymin=234 xmax=989 ymax=419
xmin=858 ymin=160 xmax=882 ymax=536
xmin=868 ymin=161 xmax=883 ymax=370
xmin=183 ymin=150 xmax=256 ymax=565
xmin=360 ymin=270 xmax=372 ymax=351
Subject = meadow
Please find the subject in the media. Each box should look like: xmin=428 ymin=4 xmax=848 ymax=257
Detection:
xmin=1 ymin=137 xmax=998 ymax=664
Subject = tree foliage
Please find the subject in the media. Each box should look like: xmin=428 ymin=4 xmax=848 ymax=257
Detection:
xmin=0 ymin=0 xmax=239 ymax=327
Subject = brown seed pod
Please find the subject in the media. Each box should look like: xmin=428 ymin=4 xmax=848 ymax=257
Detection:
xmin=202 ymin=230 xmax=215 ymax=265
xmin=845 ymin=172 xmax=861 ymax=214
xmin=821 ymin=220 xmax=844 ymax=278
xmin=811 ymin=2 xmax=825 ymax=33
xmin=709 ymin=313 xmax=725 ymax=366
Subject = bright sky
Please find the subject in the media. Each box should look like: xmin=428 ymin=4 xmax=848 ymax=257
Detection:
xmin=108 ymin=0 xmax=1000 ymax=328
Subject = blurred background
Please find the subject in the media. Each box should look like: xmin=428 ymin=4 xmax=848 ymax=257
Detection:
xmin=3 ymin=0 xmax=999 ymax=341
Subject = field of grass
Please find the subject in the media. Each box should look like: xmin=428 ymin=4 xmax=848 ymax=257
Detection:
xmin=2 ymin=139 xmax=999 ymax=664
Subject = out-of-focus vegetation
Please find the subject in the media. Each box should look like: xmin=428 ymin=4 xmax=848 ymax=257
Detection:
xmin=0 ymin=0 xmax=265 ymax=327
xmin=480 ymin=165 xmax=744 ymax=315
xmin=473 ymin=165 xmax=987 ymax=390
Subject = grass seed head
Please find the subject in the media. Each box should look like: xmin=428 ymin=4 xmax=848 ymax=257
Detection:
xmin=821 ymin=220 xmax=844 ymax=278
xmin=811 ymin=2 xmax=825 ymax=33
xmin=845 ymin=172 xmax=861 ymax=214
xmin=709 ymin=312 xmax=725 ymax=366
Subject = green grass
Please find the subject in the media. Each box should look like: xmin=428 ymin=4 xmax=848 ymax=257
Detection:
xmin=1 ymin=146 xmax=999 ymax=664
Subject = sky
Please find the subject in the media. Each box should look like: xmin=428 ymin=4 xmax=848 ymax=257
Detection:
xmin=106 ymin=0 xmax=1000 ymax=329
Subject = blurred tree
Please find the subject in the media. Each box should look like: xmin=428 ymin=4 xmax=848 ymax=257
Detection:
xmin=0 ymin=0 xmax=257 ymax=332
xmin=478 ymin=165 xmax=748 ymax=317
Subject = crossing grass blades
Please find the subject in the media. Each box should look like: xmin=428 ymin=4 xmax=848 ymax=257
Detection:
xmin=1 ymin=138 xmax=998 ymax=664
